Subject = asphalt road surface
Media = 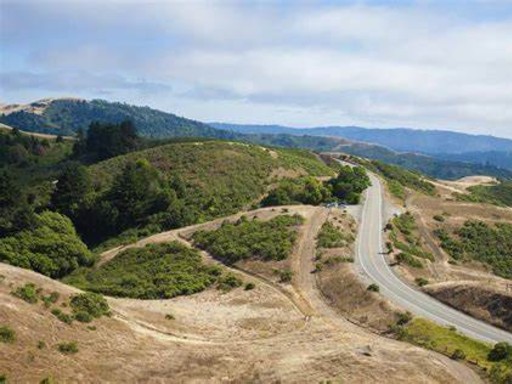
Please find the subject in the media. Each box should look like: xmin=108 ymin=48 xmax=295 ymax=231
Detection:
xmin=356 ymin=173 xmax=512 ymax=344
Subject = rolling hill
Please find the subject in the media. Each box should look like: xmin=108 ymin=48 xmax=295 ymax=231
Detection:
xmin=210 ymin=123 xmax=512 ymax=155
xmin=0 ymin=98 xmax=234 ymax=139
xmin=2 ymin=98 xmax=512 ymax=180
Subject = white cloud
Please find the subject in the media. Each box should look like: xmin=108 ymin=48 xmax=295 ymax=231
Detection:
xmin=1 ymin=1 xmax=512 ymax=138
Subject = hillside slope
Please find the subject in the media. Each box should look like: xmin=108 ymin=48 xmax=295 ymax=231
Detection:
xmin=0 ymin=98 xmax=233 ymax=139
xmin=3 ymin=98 xmax=511 ymax=180
xmin=81 ymin=141 xmax=334 ymax=246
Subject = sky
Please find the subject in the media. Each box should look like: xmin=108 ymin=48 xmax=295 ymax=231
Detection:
xmin=1 ymin=0 xmax=512 ymax=138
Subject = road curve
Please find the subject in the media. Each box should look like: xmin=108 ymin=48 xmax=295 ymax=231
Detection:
xmin=356 ymin=173 xmax=512 ymax=344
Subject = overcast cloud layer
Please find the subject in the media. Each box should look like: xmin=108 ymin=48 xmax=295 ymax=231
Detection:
xmin=1 ymin=1 xmax=512 ymax=138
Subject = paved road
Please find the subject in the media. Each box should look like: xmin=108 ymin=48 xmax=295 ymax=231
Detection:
xmin=356 ymin=173 xmax=512 ymax=344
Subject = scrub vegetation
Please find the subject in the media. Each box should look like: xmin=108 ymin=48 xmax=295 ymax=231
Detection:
xmin=435 ymin=221 xmax=512 ymax=279
xmin=387 ymin=212 xmax=434 ymax=269
xmin=192 ymin=215 xmax=303 ymax=265
xmin=64 ymin=242 xmax=236 ymax=299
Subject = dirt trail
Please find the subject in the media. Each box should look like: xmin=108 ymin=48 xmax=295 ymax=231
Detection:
xmin=1 ymin=206 xmax=484 ymax=383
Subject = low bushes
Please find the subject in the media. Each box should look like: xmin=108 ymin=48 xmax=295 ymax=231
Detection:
xmin=316 ymin=222 xmax=353 ymax=249
xmin=192 ymin=215 xmax=303 ymax=264
xmin=64 ymin=242 xmax=228 ymax=299
xmin=0 ymin=326 xmax=15 ymax=343
xmin=0 ymin=211 xmax=95 ymax=278
xmin=435 ymin=221 xmax=512 ymax=279
xmin=57 ymin=341 xmax=78 ymax=355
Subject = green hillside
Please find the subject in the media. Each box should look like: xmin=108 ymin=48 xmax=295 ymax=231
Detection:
xmin=456 ymin=181 xmax=512 ymax=207
xmin=80 ymin=141 xmax=333 ymax=247
xmin=0 ymin=99 xmax=233 ymax=139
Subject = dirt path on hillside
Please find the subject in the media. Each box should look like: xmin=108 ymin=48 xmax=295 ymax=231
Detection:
xmin=72 ymin=205 xmax=484 ymax=383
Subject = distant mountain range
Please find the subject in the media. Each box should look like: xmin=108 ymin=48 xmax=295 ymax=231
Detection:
xmin=210 ymin=123 xmax=512 ymax=154
xmin=1 ymin=98 xmax=511 ymax=179
xmin=211 ymin=123 xmax=512 ymax=172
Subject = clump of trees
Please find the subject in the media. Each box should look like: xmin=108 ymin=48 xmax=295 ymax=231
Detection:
xmin=261 ymin=176 xmax=331 ymax=206
xmin=327 ymin=165 xmax=371 ymax=204
xmin=192 ymin=215 xmax=303 ymax=264
xmin=0 ymin=169 xmax=37 ymax=236
xmin=64 ymin=242 xmax=225 ymax=299
xmin=51 ymin=159 xmax=187 ymax=244
xmin=0 ymin=211 xmax=95 ymax=278
xmin=73 ymin=120 xmax=140 ymax=161
xmin=435 ymin=221 xmax=512 ymax=279
xmin=262 ymin=165 xmax=370 ymax=207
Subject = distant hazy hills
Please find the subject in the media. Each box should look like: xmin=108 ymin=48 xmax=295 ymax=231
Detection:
xmin=210 ymin=123 xmax=512 ymax=154
xmin=211 ymin=123 xmax=512 ymax=172
xmin=2 ymin=98 xmax=511 ymax=179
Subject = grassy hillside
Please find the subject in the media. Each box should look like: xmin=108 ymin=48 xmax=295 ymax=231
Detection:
xmin=84 ymin=141 xmax=332 ymax=247
xmin=4 ymin=98 xmax=511 ymax=181
xmin=456 ymin=181 xmax=512 ymax=207
xmin=354 ymin=157 xmax=436 ymax=199
xmin=435 ymin=221 xmax=512 ymax=279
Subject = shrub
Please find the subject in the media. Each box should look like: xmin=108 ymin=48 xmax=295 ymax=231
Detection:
xmin=51 ymin=308 xmax=73 ymax=325
xmin=42 ymin=291 xmax=60 ymax=308
xmin=0 ymin=326 xmax=16 ymax=343
xmin=37 ymin=340 xmax=46 ymax=349
xmin=11 ymin=283 xmax=38 ymax=304
xmin=74 ymin=311 xmax=93 ymax=323
xmin=0 ymin=211 xmax=95 ymax=278
xmin=317 ymin=221 xmax=352 ymax=248
xmin=193 ymin=215 xmax=303 ymax=264
xmin=395 ymin=311 xmax=413 ymax=326
xmin=165 ymin=314 xmax=175 ymax=320
xmin=244 ymin=282 xmax=256 ymax=290
xmin=433 ymin=215 xmax=445 ymax=222
xmin=451 ymin=348 xmax=466 ymax=360
xmin=415 ymin=277 xmax=429 ymax=287
xmin=278 ymin=269 xmax=293 ymax=283
xmin=217 ymin=273 xmax=243 ymax=291
xmin=436 ymin=221 xmax=512 ymax=278
xmin=488 ymin=342 xmax=512 ymax=362
xmin=396 ymin=253 xmax=424 ymax=268
xmin=70 ymin=292 xmax=110 ymax=319
xmin=64 ymin=242 xmax=221 ymax=299
xmin=57 ymin=341 xmax=78 ymax=354
xmin=367 ymin=283 xmax=380 ymax=292
xmin=40 ymin=376 xmax=56 ymax=384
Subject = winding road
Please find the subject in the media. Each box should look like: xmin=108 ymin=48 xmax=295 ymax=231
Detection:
xmin=356 ymin=173 xmax=512 ymax=344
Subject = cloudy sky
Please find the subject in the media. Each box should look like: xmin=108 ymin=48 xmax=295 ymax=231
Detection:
xmin=1 ymin=1 xmax=512 ymax=138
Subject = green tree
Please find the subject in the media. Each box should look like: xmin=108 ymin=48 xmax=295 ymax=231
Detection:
xmin=0 ymin=169 xmax=36 ymax=236
xmin=0 ymin=211 xmax=94 ymax=278
xmin=488 ymin=342 xmax=512 ymax=362
xmin=328 ymin=166 xmax=370 ymax=204
xmin=51 ymin=162 xmax=92 ymax=220
xmin=107 ymin=159 xmax=172 ymax=230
